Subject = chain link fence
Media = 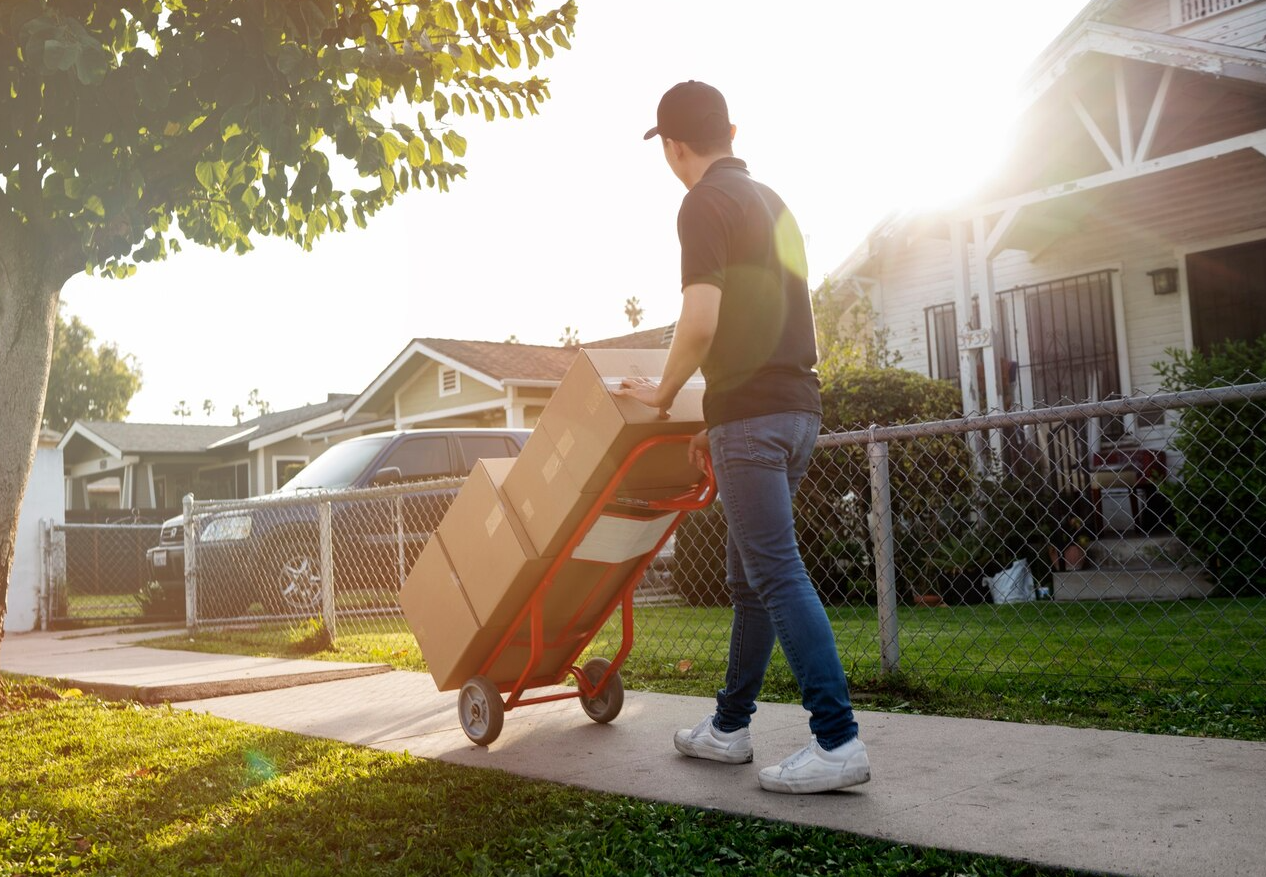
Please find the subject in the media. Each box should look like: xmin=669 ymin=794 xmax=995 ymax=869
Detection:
xmin=43 ymin=520 xmax=163 ymax=626
xmin=177 ymin=380 xmax=1265 ymax=709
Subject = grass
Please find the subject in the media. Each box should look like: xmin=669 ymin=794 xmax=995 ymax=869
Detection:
xmin=0 ymin=676 xmax=1086 ymax=877
xmin=148 ymin=597 xmax=1266 ymax=741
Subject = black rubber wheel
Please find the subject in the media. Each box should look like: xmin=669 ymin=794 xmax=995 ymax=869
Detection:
xmin=458 ymin=676 xmax=504 ymax=746
xmin=578 ymin=657 xmax=624 ymax=724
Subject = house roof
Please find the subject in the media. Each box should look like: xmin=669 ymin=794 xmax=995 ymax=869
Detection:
xmin=208 ymin=394 xmax=356 ymax=450
xmin=60 ymin=421 xmax=241 ymax=456
xmin=419 ymin=338 xmax=579 ymax=383
xmin=345 ymin=326 xmax=677 ymax=421
xmin=583 ymin=324 xmax=676 ymax=350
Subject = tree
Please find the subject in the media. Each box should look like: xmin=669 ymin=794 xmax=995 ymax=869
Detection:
xmin=0 ymin=0 xmax=577 ymax=646
xmin=624 ymin=296 xmax=643 ymax=329
xmin=246 ymin=388 xmax=271 ymax=416
xmin=41 ymin=309 xmax=143 ymax=431
xmin=202 ymin=399 xmax=215 ymax=419
xmin=559 ymin=326 xmax=579 ymax=347
xmin=231 ymin=404 xmax=244 ymax=425
xmin=172 ymin=399 xmax=191 ymax=421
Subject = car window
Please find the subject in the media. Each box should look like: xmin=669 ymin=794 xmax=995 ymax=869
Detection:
xmin=278 ymin=436 xmax=392 ymax=491
xmin=382 ymin=436 xmax=454 ymax=481
xmin=457 ymin=435 xmax=519 ymax=474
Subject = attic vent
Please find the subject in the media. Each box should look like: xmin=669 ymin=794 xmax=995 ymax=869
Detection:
xmin=661 ymin=323 xmax=676 ymax=346
xmin=1175 ymin=0 xmax=1250 ymax=23
xmin=439 ymin=367 xmax=460 ymax=396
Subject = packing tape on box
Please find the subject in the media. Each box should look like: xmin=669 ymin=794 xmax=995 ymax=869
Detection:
xmin=542 ymin=451 xmax=562 ymax=484
xmin=556 ymin=429 xmax=575 ymax=459
xmin=485 ymin=504 xmax=504 ymax=539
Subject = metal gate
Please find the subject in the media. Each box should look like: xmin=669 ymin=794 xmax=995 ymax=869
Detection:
xmin=42 ymin=520 xmax=165 ymax=627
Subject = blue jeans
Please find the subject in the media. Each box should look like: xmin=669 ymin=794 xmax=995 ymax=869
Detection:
xmin=708 ymin=410 xmax=858 ymax=750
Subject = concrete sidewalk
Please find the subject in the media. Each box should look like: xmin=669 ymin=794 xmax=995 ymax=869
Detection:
xmin=4 ymin=628 xmax=1264 ymax=877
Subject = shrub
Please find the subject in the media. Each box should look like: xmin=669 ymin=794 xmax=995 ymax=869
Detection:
xmin=802 ymin=363 xmax=972 ymax=603
xmin=1156 ymin=338 xmax=1266 ymax=596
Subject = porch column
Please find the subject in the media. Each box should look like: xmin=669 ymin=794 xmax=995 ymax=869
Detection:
xmin=504 ymin=387 xmax=526 ymax=428
xmin=949 ymin=220 xmax=981 ymax=417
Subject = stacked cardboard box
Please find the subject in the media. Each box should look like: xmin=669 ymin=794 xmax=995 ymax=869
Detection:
xmin=398 ymin=349 xmax=706 ymax=691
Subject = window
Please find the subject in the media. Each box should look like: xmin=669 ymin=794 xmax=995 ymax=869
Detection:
xmin=1019 ymin=271 xmax=1121 ymax=408
xmin=275 ymin=458 xmax=307 ymax=490
xmin=1186 ymin=238 xmax=1266 ymax=353
xmin=383 ymin=437 xmax=453 ymax=481
xmin=458 ymin=435 xmax=520 ymax=474
xmin=925 ymin=302 xmax=962 ymax=386
xmin=1174 ymin=0 xmax=1251 ymax=24
xmin=439 ymin=367 xmax=460 ymax=396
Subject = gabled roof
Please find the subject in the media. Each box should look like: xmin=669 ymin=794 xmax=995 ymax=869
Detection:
xmin=59 ymin=421 xmax=240 ymax=456
xmin=583 ymin=324 xmax=676 ymax=350
xmin=208 ymin=394 xmax=355 ymax=451
xmin=420 ymin=338 xmax=578 ymax=383
xmin=345 ymin=326 xmax=677 ymax=421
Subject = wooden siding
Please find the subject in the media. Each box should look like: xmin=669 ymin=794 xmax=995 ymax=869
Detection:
xmin=1103 ymin=0 xmax=1266 ymax=45
xmin=1173 ymin=0 xmax=1266 ymax=44
xmin=395 ymin=361 xmax=505 ymax=420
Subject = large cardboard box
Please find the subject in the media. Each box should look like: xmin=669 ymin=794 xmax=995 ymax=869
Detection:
xmin=398 ymin=533 xmax=531 ymax=690
xmin=403 ymin=456 xmax=663 ymax=690
xmin=504 ymin=348 xmax=706 ymax=556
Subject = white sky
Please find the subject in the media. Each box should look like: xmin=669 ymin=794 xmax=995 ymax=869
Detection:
xmin=58 ymin=0 xmax=1088 ymax=425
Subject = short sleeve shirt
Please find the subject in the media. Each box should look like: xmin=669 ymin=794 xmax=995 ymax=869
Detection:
xmin=678 ymin=157 xmax=821 ymax=426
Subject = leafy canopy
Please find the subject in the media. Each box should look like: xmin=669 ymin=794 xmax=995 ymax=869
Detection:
xmin=42 ymin=308 xmax=143 ymax=431
xmin=0 ymin=0 xmax=577 ymax=280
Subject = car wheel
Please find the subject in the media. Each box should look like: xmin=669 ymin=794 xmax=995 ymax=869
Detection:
xmin=266 ymin=540 xmax=325 ymax=614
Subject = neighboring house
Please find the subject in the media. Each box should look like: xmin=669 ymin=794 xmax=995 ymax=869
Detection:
xmin=10 ymin=429 xmax=64 ymax=632
xmin=58 ymin=394 xmax=356 ymax=512
xmin=331 ymin=325 xmax=676 ymax=435
xmin=832 ymin=0 xmax=1266 ymax=443
xmin=56 ymin=326 xmax=677 ymax=508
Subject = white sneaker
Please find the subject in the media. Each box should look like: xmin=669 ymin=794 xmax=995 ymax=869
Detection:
xmin=758 ymin=738 xmax=870 ymax=794
xmin=673 ymin=715 xmax=754 ymax=764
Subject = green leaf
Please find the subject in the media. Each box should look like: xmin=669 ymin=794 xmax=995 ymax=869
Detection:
xmin=195 ymin=161 xmax=215 ymax=190
xmin=42 ymin=39 xmax=80 ymax=72
xmin=84 ymin=195 xmax=105 ymax=216
xmin=441 ymin=130 xmax=467 ymax=157
xmin=407 ymin=138 xmax=428 ymax=168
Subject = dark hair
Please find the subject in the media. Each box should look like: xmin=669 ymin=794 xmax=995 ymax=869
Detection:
xmin=681 ymin=135 xmax=733 ymax=157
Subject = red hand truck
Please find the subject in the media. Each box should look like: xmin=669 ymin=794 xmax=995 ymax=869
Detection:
xmin=456 ymin=433 xmax=716 ymax=746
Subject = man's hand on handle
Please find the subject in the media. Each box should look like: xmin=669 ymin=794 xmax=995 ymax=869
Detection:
xmin=613 ymin=376 xmax=671 ymax=419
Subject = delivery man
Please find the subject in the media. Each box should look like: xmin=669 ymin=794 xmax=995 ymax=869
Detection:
xmin=615 ymin=81 xmax=870 ymax=794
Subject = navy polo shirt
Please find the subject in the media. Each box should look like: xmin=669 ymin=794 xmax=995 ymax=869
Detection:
xmin=677 ymin=157 xmax=821 ymax=427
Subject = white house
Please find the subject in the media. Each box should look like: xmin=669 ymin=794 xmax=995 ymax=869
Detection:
xmin=9 ymin=429 xmax=64 ymax=632
xmin=834 ymin=0 xmax=1265 ymax=421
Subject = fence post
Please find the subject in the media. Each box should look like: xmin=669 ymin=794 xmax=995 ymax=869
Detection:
xmin=868 ymin=437 xmax=900 ymax=675
xmin=183 ymin=494 xmax=197 ymax=634
xmin=38 ymin=519 xmax=50 ymax=631
xmin=319 ymin=499 xmax=336 ymax=643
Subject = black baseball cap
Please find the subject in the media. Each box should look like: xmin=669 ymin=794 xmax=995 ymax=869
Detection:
xmin=643 ymin=80 xmax=731 ymax=141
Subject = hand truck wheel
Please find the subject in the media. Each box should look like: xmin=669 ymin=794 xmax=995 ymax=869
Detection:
xmin=578 ymin=657 xmax=624 ymax=724
xmin=458 ymin=675 xmax=504 ymax=746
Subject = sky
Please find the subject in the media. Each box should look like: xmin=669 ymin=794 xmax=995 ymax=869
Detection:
xmin=58 ymin=0 xmax=1090 ymax=425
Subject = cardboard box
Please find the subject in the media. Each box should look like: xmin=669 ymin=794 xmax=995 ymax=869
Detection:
xmin=535 ymin=348 xmax=706 ymax=492
xmin=504 ymin=348 xmax=707 ymax=556
xmin=404 ymin=456 xmax=660 ymax=690
xmin=437 ymin=458 xmax=553 ymax=630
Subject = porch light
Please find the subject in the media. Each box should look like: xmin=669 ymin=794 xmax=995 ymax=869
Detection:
xmin=1147 ymin=267 xmax=1179 ymax=296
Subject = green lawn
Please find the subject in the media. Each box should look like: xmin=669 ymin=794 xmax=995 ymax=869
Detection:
xmin=148 ymin=597 xmax=1266 ymax=740
xmin=0 ymin=678 xmax=1084 ymax=877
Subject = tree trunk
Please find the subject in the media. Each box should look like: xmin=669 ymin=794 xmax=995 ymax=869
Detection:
xmin=0 ymin=223 xmax=65 ymax=650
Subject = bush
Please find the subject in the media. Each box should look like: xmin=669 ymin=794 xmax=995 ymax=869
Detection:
xmin=802 ymin=363 xmax=971 ymax=603
xmin=1156 ymin=338 xmax=1266 ymax=596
